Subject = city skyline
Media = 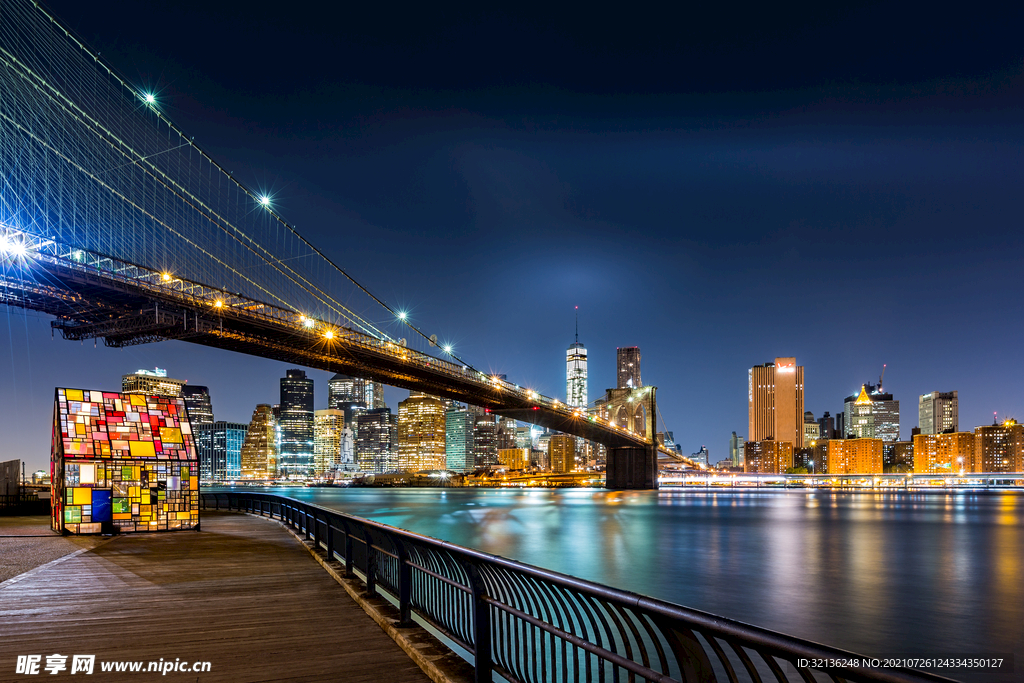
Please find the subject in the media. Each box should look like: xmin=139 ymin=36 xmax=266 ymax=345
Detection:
xmin=3 ymin=1 xmax=1024 ymax=474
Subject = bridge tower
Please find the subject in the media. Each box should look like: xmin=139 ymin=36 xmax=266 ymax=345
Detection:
xmin=597 ymin=386 xmax=659 ymax=489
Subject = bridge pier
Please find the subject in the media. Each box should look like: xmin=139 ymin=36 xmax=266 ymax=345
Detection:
xmin=605 ymin=444 xmax=659 ymax=489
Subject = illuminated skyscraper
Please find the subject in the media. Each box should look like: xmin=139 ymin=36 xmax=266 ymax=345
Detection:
xmin=279 ymin=369 xmax=314 ymax=478
xmin=470 ymin=406 xmax=499 ymax=469
xmin=195 ymin=421 xmax=247 ymax=481
xmin=843 ymin=384 xmax=900 ymax=443
xmin=355 ymin=408 xmax=397 ymax=473
xmin=121 ymin=367 xmax=186 ymax=397
xmin=748 ymin=358 xmax=804 ymax=448
xmin=313 ymin=409 xmax=346 ymax=476
xmin=445 ymin=405 xmax=474 ymax=473
xmin=728 ymin=431 xmax=745 ymax=466
xmin=240 ymin=404 xmax=277 ymax=480
xmin=328 ymin=373 xmax=385 ymax=422
xmin=397 ymin=393 xmax=447 ymax=471
xmin=548 ymin=434 xmax=576 ymax=473
xmin=182 ymin=385 xmax=214 ymax=425
xmin=616 ymin=347 xmax=641 ymax=389
xmin=919 ymin=391 xmax=958 ymax=435
xmin=566 ymin=311 xmax=587 ymax=410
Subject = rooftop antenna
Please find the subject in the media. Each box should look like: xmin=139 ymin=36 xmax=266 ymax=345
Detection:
xmin=575 ymin=305 xmax=579 ymax=344
xmin=878 ymin=363 xmax=886 ymax=392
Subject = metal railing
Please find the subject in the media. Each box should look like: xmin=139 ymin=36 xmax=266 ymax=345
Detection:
xmin=201 ymin=492 xmax=953 ymax=683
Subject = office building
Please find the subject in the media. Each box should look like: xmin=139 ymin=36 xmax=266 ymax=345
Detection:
xmin=313 ymin=409 xmax=346 ymax=476
xmin=356 ymin=408 xmax=397 ymax=474
xmin=497 ymin=416 xmax=517 ymax=451
xmin=844 ymin=384 xmax=900 ymax=442
xmin=328 ymin=373 xmax=385 ymax=421
xmin=919 ymin=391 xmax=958 ymax=435
xmin=728 ymin=432 xmax=745 ymax=467
xmin=617 ymin=347 xmax=641 ymax=389
xmin=913 ymin=432 xmax=974 ymax=474
xmin=549 ymin=434 xmax=576 ymax=473
xmin=498 ymin=448 xmax=530 ymax=470
xmin=690 ymin=446 xmax=709 ymax=467
xmin=566 ymin=325 xmax=588 ymax=410
xmin=181 ymin=385 xmax=214 ymax=425
xmin=818 ymin=412 xmax=835 ymax=440
xmin=823 ymin=438 xmax=883 ymax=475
xmin=445 ymin=405 xmax=475 ymax=473
xmin=748 ymin=358 xmax=805 ymax=448
xmin=278 ymin=369 xmax=314 ymax=478
xmin=471 ymin=406 xmax=500 ymax=469
xmin=121 ymin=367 xmax=186 ymax=398
xmin=974 ymin=419 xmax=1024 ymax=473
xmin=743 ymin=439 xmax=793 ymax=474
xmin=803 ymin=411 xmax=820 ymax=444
xmin=515 ymin=425 xmax=536 ymax=450
xmin=397 ymin=393 xmax=446 ymax=471
xmin=195 ymin=421 xmax=247 ymax=481
xmin=884 ymin=441 xmax=914 ymax=472
xmin=240 ymin=404 xmax=277 ymax=480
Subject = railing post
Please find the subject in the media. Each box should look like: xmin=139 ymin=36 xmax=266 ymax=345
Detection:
xmin=466 ymin=563 xmax=492 ymax=683
xmin=326 ymin=517 xmax=335 ymax=562
xmin=394 ymin=538 xmax=413 ymax=626
xmin=303 ymin=506 xmax=311 ymax=540
xmin=363 ymin=528 xmax=377 ymax=597
xmin=343 ymin=520 xmax=354 ymax=577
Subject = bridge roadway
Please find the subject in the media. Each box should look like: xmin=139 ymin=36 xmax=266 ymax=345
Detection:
xmin=0 ymin=231 xmax=693 ymax=466
xmin=0 ymin=511 xmax=434 ymax=682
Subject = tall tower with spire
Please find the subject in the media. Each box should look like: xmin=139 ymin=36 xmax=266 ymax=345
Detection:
xmin=566 ymin=307 xmax=588 ymax=410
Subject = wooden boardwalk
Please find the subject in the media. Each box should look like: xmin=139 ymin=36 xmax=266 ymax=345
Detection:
xmin=0 ymin=512 xmax=433 ymax=682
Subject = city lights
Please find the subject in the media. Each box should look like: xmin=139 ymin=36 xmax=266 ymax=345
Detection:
xmin=259 ymin=195 xmax=271 ymax=207
xmin=161 ymin=272 xmax=171 ymax=281
xmin=443 ymin=344 xmax=452 ymax=354
xmin=397 ymin=310 xmax=407 ymax=321
xmin=214 ymin=300 xmax=223 ymax=308
xmin=324 ymin=329 xmax=334 ymax=340
xmin=143 ymin=92 xmax=155 ymax=104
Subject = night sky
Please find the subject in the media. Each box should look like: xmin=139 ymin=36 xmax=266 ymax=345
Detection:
xmin=3 ymin=1 xmax=1024 ymax=473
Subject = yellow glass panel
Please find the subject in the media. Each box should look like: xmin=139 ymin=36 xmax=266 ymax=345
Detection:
xmin=129 ymin=486 xmax=140 ymax=498
xmin=130 ymin=394 xmax=147 ymax=406
xmin=142 ymin=493 xmax=150 ymax=504
xmin=71 ymin=488 xmax=92 ymax=505
xmin=160 ymin=427 xmax=182 ymax=443
xmin=176 ymin=512 xmax=191 ymax=520
xmin=128 ymin=441 xmax=155 ymax=458
xmin=66 ymin=389 xmax=83 ymax=401
xmin=190 ymin=476 xmax=198 ymax=489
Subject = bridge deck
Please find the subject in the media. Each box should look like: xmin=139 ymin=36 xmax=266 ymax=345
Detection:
xmin=0 ymin=512 xmax=432 ymax=682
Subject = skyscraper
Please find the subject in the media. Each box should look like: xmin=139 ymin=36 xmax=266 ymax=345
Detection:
xmin=818 ymin=412 xmax=835 ymax=440
xmin=803 ymin=411 xmax=820 ymax=444
xmin=616 ymin=347 xmax=641 ymax=389
xmin=748 ymin=358 xmax=805 ymax=448
xmin=728 ymin=431 xmax=745 ymax=466
xmin=397 ymin=393 xmax=447 ymax=471
xmin=328 ymin=373 xmax=385 ymax=422
xmin=470 ymin=406 xmax=500 ymax=469
xmin=355 ymin=408 xmax=397 ymax=473
xmin=240 ymin=404 xmax=277 ymax=480
xmin=566 ymin=312 xmax=587 ymax=410
xmin=445 ymin=405 xmax=474 ymax=473
xmin=548 ymin=434 xmax=576 ymax=473
xmin=195 ymin=421 xmax=247 ymax=481
xmin=313 ymin=409 xmax=346 ymax=476
xmin=181 ymin=385 xmax=214 ymax=425
xmin=843 ymin=384 xmax=900 ymax=443
xmin=279 ymin=369 xmax=314 ymax=478
xmin=919 ymin=391 xmax=958 ymax=434
xmin=121 ymin=367 xmax=186 ymax=397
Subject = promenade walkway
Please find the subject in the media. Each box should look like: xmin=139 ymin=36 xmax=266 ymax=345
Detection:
xmin=0 ymin=512 xmax=433 ymax=682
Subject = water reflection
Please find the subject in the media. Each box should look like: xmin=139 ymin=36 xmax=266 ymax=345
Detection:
xmin=240 ymin=487 xmax=1022 ymax=682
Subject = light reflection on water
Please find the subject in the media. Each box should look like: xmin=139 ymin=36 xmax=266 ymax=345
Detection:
xmin=236 ymin=487 xmax=1021 ymax=681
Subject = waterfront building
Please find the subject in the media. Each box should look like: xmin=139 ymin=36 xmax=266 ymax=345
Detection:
xmin=912 ymin=432 xmax=974 ymax=474
xmin=743 ymin=439 xmax=793 ymax=474
xmin=549 ymin=434 xmax=576 ymax=473
xmin=328 ymin=373 xmax=384 ymax=422
xmin=313 ymin=409 xmax=346 ymax=476
xmin=240 ymin=404 xmax=277 ymax=480
xmin=823 ymin=438 xmax=883 ymax=474
xmin=803 ymin=411 xmax=820 ymax=444
xmin=515 ymin=425 xmax=535 ymax=450
xmin=843 ymin=384 xmax=900 ymax=442
xmin=749 ymin=358 xmax=805 ymax=448
xmin=470 ymin=406 xmax=500 ymax=469
xmin=690 ymin=446 xmax=709 ymax=467
xmin=498 ymin=416 xmax=517 ymax=451
xmin=195 ymin=421 xmax=247 ymax=481
xmin=919 ymin=391 xmax=959 ymax=435
xmin=278 ymin=369 xmax=314 ymax=478
xmin=793 ymin=447 xmax=814 ymax=471
xmin=617 ymin=346 xmax=641 ymax=389
xmin=728 ymin=431 xmax=745 ymax=467
xmin=121 ymin=367 xmax=186 ymax=398
xmin=181 ymin=385 xmax=214 ymax=425
xmin=818 ymin=412 xmax=835 ymax=440
xmin=397 ymin=393 xmax=446 ymax=471
xmin=445 ymin=404 xmax=474 ymax=473
xmin=356 ymin=408 xmax=397 ymax=473
xmin=52 ymin=388 xmax=199 ymax=534
xmin=884 ymin=440 xmax=915 ymax=472
xmin=498 ymin=448 xmax=530 ymax=470
xmin=974 ymin=419 xmax=1024 ymax=473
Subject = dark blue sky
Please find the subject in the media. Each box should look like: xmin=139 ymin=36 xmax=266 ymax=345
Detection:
xmin=3 ymin=1 xmax=1024 ymax=472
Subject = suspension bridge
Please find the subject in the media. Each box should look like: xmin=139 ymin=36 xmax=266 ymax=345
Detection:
xmin=0 ymin=0 xmax=695 ymax=486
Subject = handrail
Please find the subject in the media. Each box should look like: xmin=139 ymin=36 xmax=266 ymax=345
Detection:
xmin=200 ymin=492 xmax=956 ymax=683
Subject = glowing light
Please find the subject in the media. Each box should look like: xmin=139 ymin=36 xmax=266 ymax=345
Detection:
xmin=9 ymin=241 xmax=27 ymax=257
xmin=259 ymin=195 xmax=271 ymax=207
xmin=443 ymin=344 xmax=452 ymax=354
xmin=214 ymin=300 xmax=223 ymax=308
xmin=161 ymin=272 xmax=171 ymax=282
xmin=397 ymin=311 xmax=407 ymax=321
xmin=324 ymin=330 xmax=335 ymax=340
xmin=303 ymin=318 xmax=315 ymax=329
xmin=72 ymin=250 xmax=84 ymax=261
xmin=143 ymin=93 xmax=155 ymax=104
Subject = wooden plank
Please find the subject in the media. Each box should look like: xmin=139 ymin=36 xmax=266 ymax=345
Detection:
xmin=0 ymin=512 xmax=432 ymax=682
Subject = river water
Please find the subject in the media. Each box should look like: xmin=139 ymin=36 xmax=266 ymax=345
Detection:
xmin=242 ymin=487 xmax=1022 ymax=680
